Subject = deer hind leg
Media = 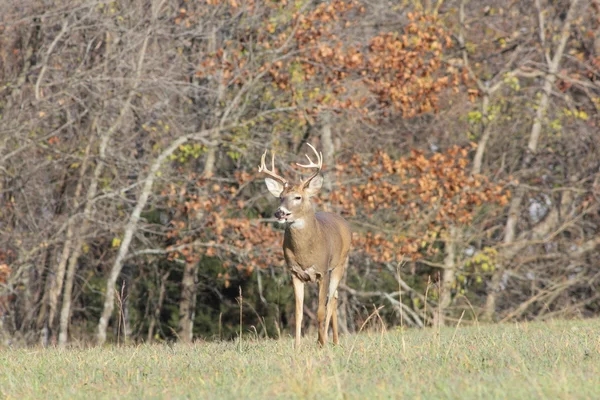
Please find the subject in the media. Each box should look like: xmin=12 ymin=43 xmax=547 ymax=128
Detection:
xmin=317 ymin=274 xmax=330 ymax=346
xmin=324 ymin=264 xmax=344 ymax=346
xmin=292 ymin=274 xmax=305 ymax=349
xmin=331 ymin=294 xmax=339 ymax=345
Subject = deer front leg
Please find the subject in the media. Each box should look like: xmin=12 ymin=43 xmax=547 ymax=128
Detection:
xmin=291 ymin=274 xmax=304 ymax=349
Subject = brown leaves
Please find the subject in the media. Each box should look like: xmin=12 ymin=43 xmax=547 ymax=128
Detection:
xmin=0 ymin=263 xmax=10 ymax=284
xmin=331 ymin=144 xmax=510 ymax=261
xmin=165 ymin=175 xmax=282 ymax=274
xmin=196 ymin=1 xmax=457 ymax=119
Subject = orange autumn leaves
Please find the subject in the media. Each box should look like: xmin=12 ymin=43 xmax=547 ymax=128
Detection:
xmin=335 ymin=145 xmax=510 ymax=262
xmin=0 ymin=249 xmax=13 ymax=285
xmin=0 ymin=264 xmax=10 ymax=285
xmin=196 ymin=1 xmax=459 ymax=118
xmin=164 ymin=172 xmax=284 ymax=277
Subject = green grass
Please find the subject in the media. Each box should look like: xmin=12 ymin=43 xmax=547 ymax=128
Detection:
xmin=1 ymin=319 xmax=600 ymax=399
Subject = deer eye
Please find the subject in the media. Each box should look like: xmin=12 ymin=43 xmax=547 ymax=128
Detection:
xmin=294 ymin=196 xmax=302 ymax=200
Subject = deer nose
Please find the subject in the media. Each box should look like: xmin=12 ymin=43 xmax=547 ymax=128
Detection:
xmin=274 ymin=208 xmax=291 ymax=220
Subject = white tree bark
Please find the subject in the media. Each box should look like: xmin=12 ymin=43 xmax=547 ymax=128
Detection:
xmin=471 ymin=93 xmax=492 ymax=175
xmin=203 ymin=28 xmax=225 ymax=178
xmin=47 ymin=140 xmax=92 ymax=343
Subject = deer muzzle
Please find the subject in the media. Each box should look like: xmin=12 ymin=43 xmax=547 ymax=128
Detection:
xmin=274 ymin=207 xmax=291 ymax=222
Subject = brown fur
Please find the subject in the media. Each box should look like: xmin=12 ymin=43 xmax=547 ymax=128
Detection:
xmin=284 ymin=211 xmax=351 ymax=283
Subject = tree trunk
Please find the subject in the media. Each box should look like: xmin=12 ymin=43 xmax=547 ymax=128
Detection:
xmin=202 ymin=131 xmax=219 ymax=178
xmin=147 ymin=271 xmax=170 ymax=342
xmin=35 ymin=249 xmax=53 ymax=346
xmin=203 ymin=28 xmax=224 ymax=178
xmin=484 ymin=0 xmax=580 ymax=320
xmin=320 ymin=112 xmax=335 ymax=193
xmin=178 ymin=261 xmax=198 ymax=343
xmin=435 ymin=226 xmax=457 ymax=327
xmin=48 ymin=140 xmax=91 ymax=343
xmin=57 ymin=241 xmax=81 ymax=346
xmin=472 ymin=94 xmax=491 ymax=175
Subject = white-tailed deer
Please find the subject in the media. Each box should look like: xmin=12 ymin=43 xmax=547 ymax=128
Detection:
xmin=259 ymin=143 xmax=351 ymax=348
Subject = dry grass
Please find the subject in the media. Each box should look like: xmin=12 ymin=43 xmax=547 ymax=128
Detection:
xmin=1 ymin=319 xmax=600 ymax=399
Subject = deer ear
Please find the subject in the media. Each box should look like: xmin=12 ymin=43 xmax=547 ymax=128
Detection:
xmin=264 ymin=178 xmax=284 ymax=197
xmin=304 ymin=175 xmax=323 ymax=196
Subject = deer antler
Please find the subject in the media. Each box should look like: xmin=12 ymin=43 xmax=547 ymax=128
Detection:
xmin=296 ymin=143 xmax=323 ymax=186
xmin=258 ymin=150 xmax=288 ymax=187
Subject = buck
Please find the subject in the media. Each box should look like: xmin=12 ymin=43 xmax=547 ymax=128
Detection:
xmin=259 ymin=143 xmax=351 ymax=348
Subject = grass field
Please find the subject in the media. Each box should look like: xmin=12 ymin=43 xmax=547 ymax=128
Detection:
xmin=1 ymin=319 xmax=600 ymax=399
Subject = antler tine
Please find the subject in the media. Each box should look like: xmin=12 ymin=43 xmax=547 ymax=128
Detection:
xmin=296 ymin=143 xmax=323 ymax=186
xmin=258 ymin=149 xmax=288 ymax=186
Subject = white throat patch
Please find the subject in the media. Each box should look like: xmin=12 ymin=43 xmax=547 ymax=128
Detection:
xmin=290 ymin=218 xmax=305 ymax=229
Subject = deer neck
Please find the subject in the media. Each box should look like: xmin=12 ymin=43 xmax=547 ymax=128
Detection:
xmin=285 ymin=210 xmax=319 ymax=249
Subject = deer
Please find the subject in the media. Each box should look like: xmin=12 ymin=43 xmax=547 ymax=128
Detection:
xmin=258 ymin=143 xmax=351 ymax=348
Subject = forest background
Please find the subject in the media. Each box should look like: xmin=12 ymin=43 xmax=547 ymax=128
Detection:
xmin=0 ymin=0 xmax=599 ymax=346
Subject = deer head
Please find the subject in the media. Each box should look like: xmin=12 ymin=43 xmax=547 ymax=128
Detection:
xmin=259 ymin=143 xmax=324 ymax=225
